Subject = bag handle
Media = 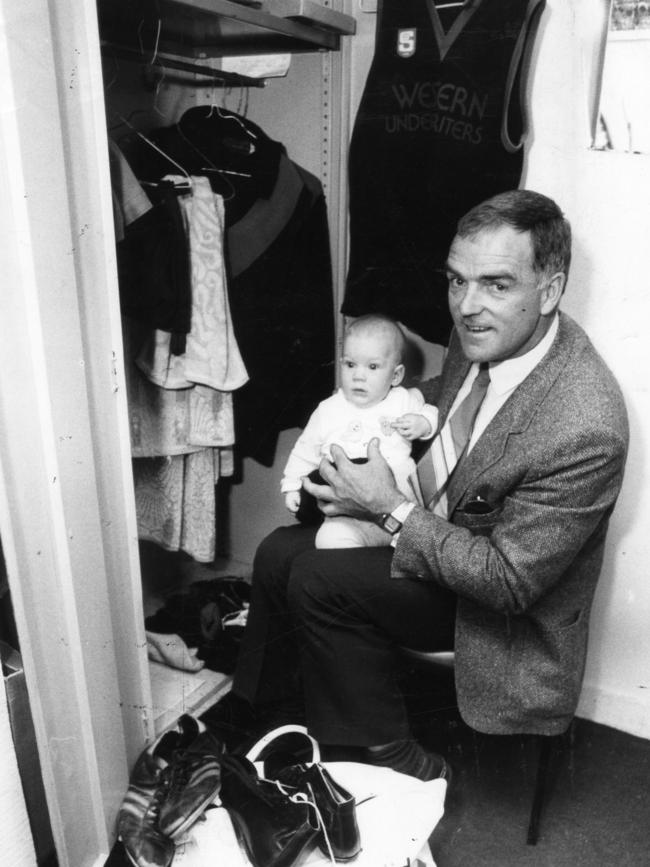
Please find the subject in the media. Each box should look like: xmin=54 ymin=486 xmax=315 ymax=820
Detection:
xmin=245 ymin=724 xmax=321 ymax=765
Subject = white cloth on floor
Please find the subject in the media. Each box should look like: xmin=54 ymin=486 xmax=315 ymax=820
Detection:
xmin=172 ymin=761 xmax=444 ymax=867
xmin=145 ymin=631 xmax=204 ymax=672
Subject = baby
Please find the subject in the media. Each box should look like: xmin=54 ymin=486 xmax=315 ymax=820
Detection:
xmin=281 ymin=313 xmax=438 ymax=548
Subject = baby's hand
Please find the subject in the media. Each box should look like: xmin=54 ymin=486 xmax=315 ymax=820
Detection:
xmin=284 ymin=491 xmax=302 ymax=513
xmin=392 ymin=413 xmax=432 ymax=440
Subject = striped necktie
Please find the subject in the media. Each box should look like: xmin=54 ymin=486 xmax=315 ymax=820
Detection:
xmin=414 ymin=363 xmax=490 ymax=516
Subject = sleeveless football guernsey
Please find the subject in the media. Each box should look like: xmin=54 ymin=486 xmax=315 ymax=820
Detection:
xmin=343 ymin=0 xmax=546 ymax=345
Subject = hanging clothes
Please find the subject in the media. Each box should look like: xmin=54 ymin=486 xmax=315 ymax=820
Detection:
xmin=109 ymin=147 xmax=241 ymax=562
xmin=136 ymin=177 xmax=249 ymax=393
xmin=124 ymin=317 xmax=236 ymax=456
xmin=227 ymin=154 xmax=335 ymax=466
xmin=109 ymin=140 xmax=192 ymax=351
xmin=108 ymin=138 xmax=152 ymax=240
xmin=125 ymin=315 xmax=236 ymax=563
xmin=133 ymin=449 xmax=234 ymax=563
xmin=343 ymin=0 xmax=546 ymax=345
xmin=122 ymin=108 xmax=336 ymax=466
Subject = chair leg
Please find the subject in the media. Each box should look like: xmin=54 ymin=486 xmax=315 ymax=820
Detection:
xmin=526 ymin=736 xmax=553 ymax=845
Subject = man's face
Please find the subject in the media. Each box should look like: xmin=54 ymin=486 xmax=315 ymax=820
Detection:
xmin=446 ymin=225 xmax=562 ymax=363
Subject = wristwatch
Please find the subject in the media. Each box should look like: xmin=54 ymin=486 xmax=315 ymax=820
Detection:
xmin=377 ymin=501 xmax=415 ymax=535
xmin=378 ymin=512 xmax=403 ymax=534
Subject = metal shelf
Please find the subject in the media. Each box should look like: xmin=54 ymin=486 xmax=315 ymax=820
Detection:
xmin=98 ymin=0 xmax=356 ymax=59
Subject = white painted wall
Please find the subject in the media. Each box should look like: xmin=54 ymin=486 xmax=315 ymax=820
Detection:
xmin=524 ymin=0 xmax=650 ymax=739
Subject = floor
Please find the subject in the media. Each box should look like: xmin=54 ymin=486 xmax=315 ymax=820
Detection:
xmin=103 ymin=667 xmax=650 ymax=867
xmin=112 ymin=548 xmax=650 ymax=866
xmin=401 ymin=661 xmax=650 ymax=867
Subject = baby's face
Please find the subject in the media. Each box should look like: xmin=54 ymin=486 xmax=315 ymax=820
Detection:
xmin=340 ymin=332 xmax=403 ymax=408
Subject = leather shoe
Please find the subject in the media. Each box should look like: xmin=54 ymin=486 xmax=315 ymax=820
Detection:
xmin=117 ymin=714 xmax=200 ymax=867
xmin=158 ymin=729 xmax=223 ymax=839
xmin=219 ymin=753 xmax=319 ymax=867
xmin=270 ymin=759 xmax=361 ymax=862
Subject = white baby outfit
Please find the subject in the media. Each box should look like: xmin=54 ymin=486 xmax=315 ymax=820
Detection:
xmin=282 ymin=386 xmax=437 ymax=548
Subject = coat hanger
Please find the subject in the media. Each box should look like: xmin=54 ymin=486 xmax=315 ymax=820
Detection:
xmin=196 ymin=103 xmax=258 ymax=152
xmin=108 ymin=109 xmax=149 ymax=133
xmin=115 ymin=112 xmax=193 ymax=190
xmin=215 ymin=104 xmax=258 ymax=144
xmin=174 ymin=122 xmax=246 ymax=200
xmin=176 ymin=109 xmax=254 ymax=177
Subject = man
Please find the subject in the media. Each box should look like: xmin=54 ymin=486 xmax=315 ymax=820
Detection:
xmin=224 ymin=190 xmax=629 ymax=781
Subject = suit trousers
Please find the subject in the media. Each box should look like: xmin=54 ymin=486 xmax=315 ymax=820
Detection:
xmin=233 ymin=525 xmax=456 ymax=746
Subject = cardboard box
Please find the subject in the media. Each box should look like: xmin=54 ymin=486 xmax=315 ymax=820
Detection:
xmin=1 ymin=641 xmax=55 ymax=864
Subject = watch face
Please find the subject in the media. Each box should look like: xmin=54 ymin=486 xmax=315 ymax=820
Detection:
xmin=381 ymin=514 xmax=402 ymax=534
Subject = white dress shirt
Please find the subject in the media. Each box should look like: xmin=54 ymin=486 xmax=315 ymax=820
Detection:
xmin=457 ymin=313 xmax=559 ymax=454
xmin=390 ymin=314 xmax=559 ymax=540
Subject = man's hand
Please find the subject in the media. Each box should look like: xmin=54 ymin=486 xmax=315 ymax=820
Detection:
xmin=302 ymin=439 xmax=406 ymax=520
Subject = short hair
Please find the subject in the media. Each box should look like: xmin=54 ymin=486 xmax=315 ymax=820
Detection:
xmin=344 ymin=314 xmax=406 ymax=363
xmin=456 ymin=189 xmax=572 ymax=280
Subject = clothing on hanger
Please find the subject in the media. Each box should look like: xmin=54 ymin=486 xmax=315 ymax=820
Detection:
xmin=136 ymin=176 xmax=248 ymax=393
xmin=120 ymin=107 xmax=275 ymax=212
xmin=109 ymin=140 xmax=192 ymax=347
xmin=121 ymin=111 xmax=336 ymax=466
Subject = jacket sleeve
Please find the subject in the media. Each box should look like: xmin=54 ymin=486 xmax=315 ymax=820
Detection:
xmin=392 ymin=423 xmax=628 ymax=614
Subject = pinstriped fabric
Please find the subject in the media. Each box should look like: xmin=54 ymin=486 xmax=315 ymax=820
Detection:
xmin=414 ymin=363 xmax=490 ymax=517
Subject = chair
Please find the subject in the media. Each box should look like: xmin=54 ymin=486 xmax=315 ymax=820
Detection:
xmin=400 ymin=648 xmax=565 ymax=846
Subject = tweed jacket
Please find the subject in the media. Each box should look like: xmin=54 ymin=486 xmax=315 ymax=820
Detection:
xmin=392 ymin=312 xmax=629 ymax=735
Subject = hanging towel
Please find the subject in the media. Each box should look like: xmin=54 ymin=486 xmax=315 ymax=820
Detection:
xmin=123 ymin=316 xmax=235 ymax=456
xmin=137 ymin=177 xmax=249 ymax=392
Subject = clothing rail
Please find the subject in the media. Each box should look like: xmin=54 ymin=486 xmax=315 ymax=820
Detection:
xmin=100 ymin=42 xmax=267 ymax=88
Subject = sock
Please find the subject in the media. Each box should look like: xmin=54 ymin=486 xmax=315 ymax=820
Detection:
xmin=365 ymin=738 xmax=450 ymax=782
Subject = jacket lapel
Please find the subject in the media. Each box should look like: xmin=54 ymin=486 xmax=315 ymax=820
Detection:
xmin=444 ymin=314 xmax=583 ymax=515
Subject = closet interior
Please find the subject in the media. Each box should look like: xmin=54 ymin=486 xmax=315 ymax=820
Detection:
xmin=98 ymin=0 xmax=357 ymax=733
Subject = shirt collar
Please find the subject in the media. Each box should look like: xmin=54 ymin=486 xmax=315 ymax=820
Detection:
xmin=487 ymin=314 xmax=559 ymax=396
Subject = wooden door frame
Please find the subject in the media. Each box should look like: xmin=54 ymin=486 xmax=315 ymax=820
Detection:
xmin=0 ymin=1 xmax=151 ymax=864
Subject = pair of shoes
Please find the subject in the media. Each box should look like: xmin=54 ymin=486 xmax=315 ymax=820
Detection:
xmin=219 ymin=753 xmax=319 ymax=867
xmin=117 ymin=715 xmax=200 ymax=867
xmin=117 ymin=715 xmax=223 ymax=866
xmin=269 ymin=759 xmax=361 ymax=862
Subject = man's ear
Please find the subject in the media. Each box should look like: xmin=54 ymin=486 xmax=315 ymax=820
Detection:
xmin=540 ymin=272 xmax=566 ymax=315
xmin=392 ymin=363 xmax=406 ymax=386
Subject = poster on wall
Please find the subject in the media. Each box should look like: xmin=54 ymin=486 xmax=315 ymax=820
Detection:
xmin=343 ymin=0 xmax=547 ymax=346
